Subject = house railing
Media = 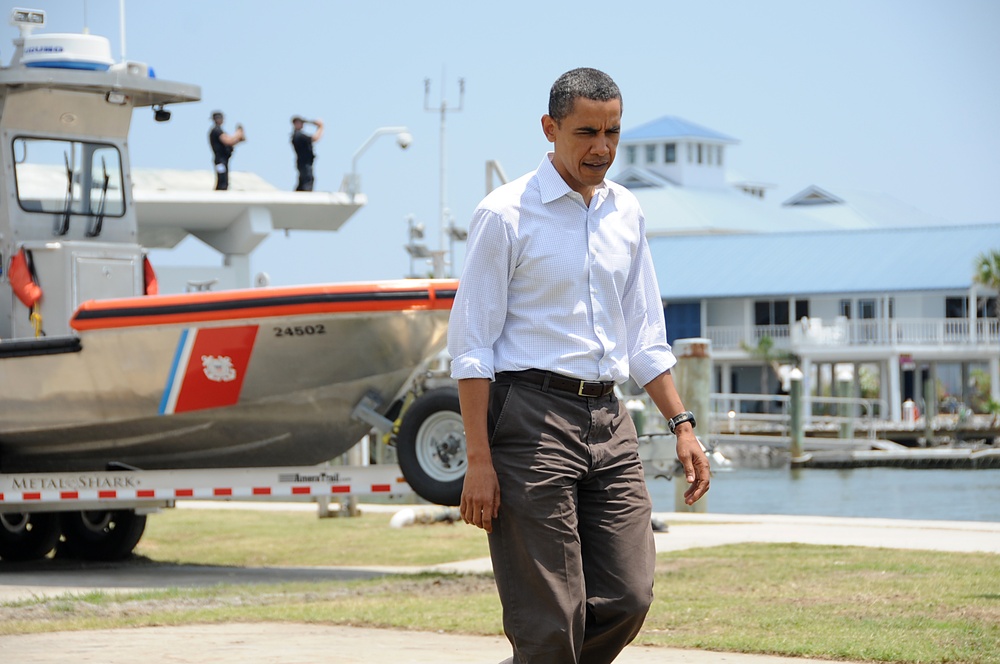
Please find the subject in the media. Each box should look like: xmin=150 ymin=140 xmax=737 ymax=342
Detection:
xmin=708 ymin=325 xmax=793 ymax=351
xmin=708 ymin=392 xmax=885 ymax=439
xmin=629 ymin=391 xmax=885 ymax=437
xmin=706 ymin=317 xmax=1000 ymax=351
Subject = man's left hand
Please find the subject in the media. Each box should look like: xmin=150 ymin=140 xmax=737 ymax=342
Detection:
xmin=675 ymin=428 xmax=710 ymax=505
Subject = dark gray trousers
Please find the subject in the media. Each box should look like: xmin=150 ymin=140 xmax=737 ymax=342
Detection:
xmin=488 ymin=375 xmax=655 ymax=664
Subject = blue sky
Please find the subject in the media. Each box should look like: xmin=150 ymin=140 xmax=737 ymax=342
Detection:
xmin=6 ymin=0 xmax=999 ymax=286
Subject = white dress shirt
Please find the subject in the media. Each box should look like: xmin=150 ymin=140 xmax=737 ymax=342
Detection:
xmin=448 ymin=153 xmax=676 ymax=386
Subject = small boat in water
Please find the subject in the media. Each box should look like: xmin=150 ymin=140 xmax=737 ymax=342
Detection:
xmin=0 ymin=11 xmax=455 ymax=474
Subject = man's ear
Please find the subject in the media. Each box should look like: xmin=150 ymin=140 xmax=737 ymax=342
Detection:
xmin=541 ymin=115 xmax=557 ymax=144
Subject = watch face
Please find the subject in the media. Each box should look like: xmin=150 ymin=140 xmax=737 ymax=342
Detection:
xmin=670 ymin=411 xmax=695 ymax=433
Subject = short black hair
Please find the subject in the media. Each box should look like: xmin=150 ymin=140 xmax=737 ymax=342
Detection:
xmin=548 ymin=68 xmax=622 ymax=121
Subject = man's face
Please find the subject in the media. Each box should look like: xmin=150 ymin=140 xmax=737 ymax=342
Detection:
xmin=293 ymin=120 xmax=304 ymax=130
xmin=541 ymin=97 xmax=621 ymax=198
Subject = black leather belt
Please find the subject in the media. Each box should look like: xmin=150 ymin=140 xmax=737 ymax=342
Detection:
xmin=498 ymin=369 xmax=616 ymax=398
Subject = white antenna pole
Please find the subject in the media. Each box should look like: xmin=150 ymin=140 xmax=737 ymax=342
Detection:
xmin=423 ymin=71 xmax=464 ymax=278
xmin=119 ymin=0 xmax=127 ymax=62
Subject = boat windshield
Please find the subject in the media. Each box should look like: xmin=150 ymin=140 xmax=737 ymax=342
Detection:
xmin=12 ymin=137 xmax=125 ymax=224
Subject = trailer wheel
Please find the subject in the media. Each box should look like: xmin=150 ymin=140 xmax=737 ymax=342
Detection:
xmin=58 ymin=510 xmax=146 ymax=561
xmin=396 ymin=387 xmax=466 ymax=506
xmin=0 ymin=512 xmax=60 ymax=561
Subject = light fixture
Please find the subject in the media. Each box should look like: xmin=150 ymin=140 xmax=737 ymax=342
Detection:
xmin=343 ymin=126 xmax=412 ymax=200
xmin=153 ymin=104 xmax=171 ymax=122
xmin=406 ymin=243 xmax=432 ymax=259
xmin=10 ymin=8 xmax=45 ymax=35
xmin=407 ymin=215 xmax=425 ymax=242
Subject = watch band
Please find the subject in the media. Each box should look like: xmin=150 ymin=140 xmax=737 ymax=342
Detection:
xmin=668 ymin=410 xmax=696 ymax=434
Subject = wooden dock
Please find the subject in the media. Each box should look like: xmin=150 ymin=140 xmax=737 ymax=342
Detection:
xmin=791 ymin=446 xmax=1000 ymax=469
xmin=709 ymin=428 xmax=1000 ymax=470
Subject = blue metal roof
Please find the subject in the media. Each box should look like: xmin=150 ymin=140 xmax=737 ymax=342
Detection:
xmin=649 ymin=223 xmax=1000 ymax=299
xmin=622 ymin=116 xmax=737 ymax=143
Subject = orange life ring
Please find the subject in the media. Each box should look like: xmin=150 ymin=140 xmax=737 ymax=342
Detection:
xmin=143 ymin=255 xmax=159 ymax=295
xmin=9 ymin=248 xmax=42 ymax=308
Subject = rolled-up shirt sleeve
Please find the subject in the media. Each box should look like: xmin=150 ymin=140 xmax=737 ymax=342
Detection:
xmin=448 ymin=207 xmax=512 ymax=381
xmin=623 ymin=215 xmax=676 ymax=387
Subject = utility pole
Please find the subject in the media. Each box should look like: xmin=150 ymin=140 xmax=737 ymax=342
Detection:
xmin=424 ymin=72 xmax=464 ymax=277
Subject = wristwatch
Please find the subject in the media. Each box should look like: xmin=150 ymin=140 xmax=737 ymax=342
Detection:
xmin=668 ymin=411 xmax=696 ymax=434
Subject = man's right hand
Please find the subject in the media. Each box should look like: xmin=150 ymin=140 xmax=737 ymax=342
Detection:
xmin=460 ymin=457 xmax=500 ymax=533
xmin=457 ymin=378 xmax=499 ymax=532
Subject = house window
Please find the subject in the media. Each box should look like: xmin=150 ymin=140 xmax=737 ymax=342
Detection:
xmin=644 ymin=144 xmax=656 ymax=163
xmin=625 ymin=145 xmax=637 ymax=165
xmin=950 ymin=295 xmax=999 ymax=318
xmin=717 ymin=146 xmax=724 ymax=167
xmin=664 ymin=143 xmax=676 ymax=163
xmin=754 ymin=300 xmax=790 ymax=326
xmin=945 ymin=297 xmax=966 ymax=318
xmin=697 ymin=143 xmax=703 ymax=164
xmin=687 ymin=143 xmax=694 ymax=163
xmin=981 ymin=297 xmax=998 ymax=318
xmin=839 ymin=299 xmax=852 ymax=319
xmin=859 ymin=299 xmax=877 ymax=320
xmin=795 ymin=299 xmax=810 ymax=321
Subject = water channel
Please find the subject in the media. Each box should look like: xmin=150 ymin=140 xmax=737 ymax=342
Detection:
xmin=647 ymin=466 xmax=1000 ymax=523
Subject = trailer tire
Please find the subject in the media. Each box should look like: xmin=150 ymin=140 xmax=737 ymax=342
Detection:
xmin=396 ymin=387 xmax=466 ymax=506
xmin=58 ymin=510 xmax=146 ymax=561
xmin=0 ymin=512 xmax=60 ymax=561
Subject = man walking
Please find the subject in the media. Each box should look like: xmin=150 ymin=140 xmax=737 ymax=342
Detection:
xmin=448 ymin=67 xmax=711 ymax=664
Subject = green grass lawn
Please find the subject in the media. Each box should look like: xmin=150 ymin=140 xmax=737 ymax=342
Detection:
xmin=136 ymin=506 xmax=489 ymax=567
xmin=2 ymin=508 xmax=997 ymax=663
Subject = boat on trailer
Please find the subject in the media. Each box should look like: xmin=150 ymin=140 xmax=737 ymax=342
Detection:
xmin=0 ymin=13 xmax=455 ymax=478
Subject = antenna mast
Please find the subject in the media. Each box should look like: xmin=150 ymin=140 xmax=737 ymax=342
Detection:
xmin=424 ymin=72 xmax=464 ymax=278
xmin=119 ymin=0 xmax=127 ymax=61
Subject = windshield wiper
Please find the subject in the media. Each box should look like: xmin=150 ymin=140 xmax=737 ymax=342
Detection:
xmin=86 ymin=157 xmax=110 ymax=238
xmin=54 ymin=152 xmax=72 ymax=236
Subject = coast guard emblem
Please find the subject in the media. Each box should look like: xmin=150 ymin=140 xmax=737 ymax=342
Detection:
xmin=160 ymin=325 xmax=258 ymax=414
xmin=202 ymin=355 xmax=237 ymax=382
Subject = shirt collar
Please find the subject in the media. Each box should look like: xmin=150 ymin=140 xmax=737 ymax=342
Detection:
xmin=537 ymin=152 xmax=608 ymax=206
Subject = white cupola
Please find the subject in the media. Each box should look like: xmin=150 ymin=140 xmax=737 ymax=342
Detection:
xmin=617 ymin=115 xmax=738 ymax=190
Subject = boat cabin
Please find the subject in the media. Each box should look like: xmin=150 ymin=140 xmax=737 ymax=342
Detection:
xmin=0 ymin=11 xmax=199 ymax=342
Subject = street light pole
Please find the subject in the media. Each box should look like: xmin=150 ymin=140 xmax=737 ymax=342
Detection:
xmin=344 ymin=126 xmax=412 ymax=202
xmin=424 ymin=74 xmax=464 ymax=277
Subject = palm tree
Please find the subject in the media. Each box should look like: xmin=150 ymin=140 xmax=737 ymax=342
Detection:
xmin=741 ymin=335 xmax=796 ymax=412
xmin=973 ymin=249 xmax=1000 ymax=294
xmin=973 ymin=249 xmax=1000 ymax=422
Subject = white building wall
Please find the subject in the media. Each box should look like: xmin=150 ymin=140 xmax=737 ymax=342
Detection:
xmin=807 ymin=296 xmax=843 ymax=321
xmin=893 ymin=294 xmax=923 ymax=318
xmin=706 ymin=299 xmax=744 ymax=326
